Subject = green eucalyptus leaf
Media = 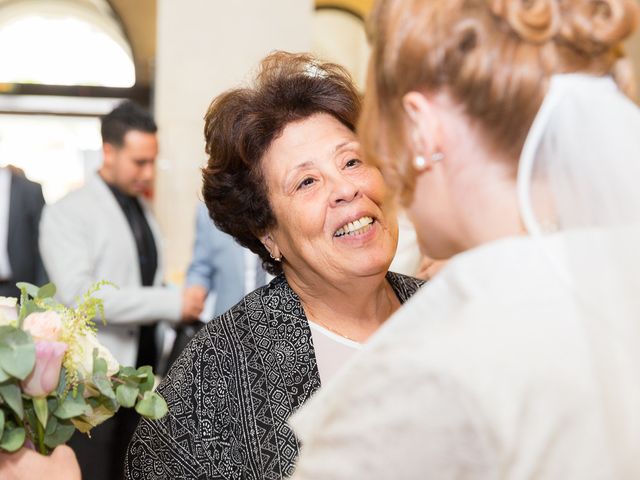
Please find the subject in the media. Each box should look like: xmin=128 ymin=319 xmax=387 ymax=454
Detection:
xmin=16 ymin=282 xmax=39 ymax=299
xmin=70 ymin=404 xmax=114 ymax=433
xmin=0 ymin=426 xmax=25 ymax=452
xmin=44 ymin=416 xmax=75 ymax=449
xmin=0 ymin=366 xmax=9 ymax=383
xmin=47 ymin=397 xmax=58 ymax=416
xmin=0 ymin=383 xmax=24 ymax=419
xmin=68 ymin=416 xmax=93 ymax=434
xmin=136 ymin=366 xmax=154 ymax=393
xmin=0 ymin=326 xmax=36 ymax=380
xmin=93 ymin=351 xmax=107 ymax=376
xmin=33 ymin=396 xmax=48 ymax=428
xmin=117 ymin=366 xmax=137 ymax=378
xmin=18 ymin=288 xmax=28 ymax=325
xmin=89 ymin=393 xmax=118 ymax=413
xmin=38 ymin=297 xmax=57 ymax=308
xmin=56 ymin=367 xmax=67 ymax=397
xmin=135 ymin=391 xmax=168 ymax=420
xmin=0 ymin=409 xmax=4 ymax=438
xmin=36 ymin=283 xmax=56 ymax=299
xmin=116 ymin=384 xmax=138 ymax=408
xmin=53 ymin=391 xmax=91 ymax=419
xmin=92 ymin=374 xmax=115 ymax=400
xmin=24 ymin=407 xmax=38 ymax=436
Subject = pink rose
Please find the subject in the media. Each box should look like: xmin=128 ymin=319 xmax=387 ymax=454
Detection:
xmin=23 ymin=311 xmax=63 ymax=342
xmin=21 ymin=341 xmax=67 ymax=397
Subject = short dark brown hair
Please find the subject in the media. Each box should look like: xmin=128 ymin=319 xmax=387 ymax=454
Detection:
xmin=202 ymin=51 xmax=361 ymax=275
xmin=101 ymin=100 xmax=157 ymax=147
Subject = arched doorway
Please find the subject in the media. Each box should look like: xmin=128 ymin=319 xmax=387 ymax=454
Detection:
xmin=0 ymin=0 xmax=145 ymax=202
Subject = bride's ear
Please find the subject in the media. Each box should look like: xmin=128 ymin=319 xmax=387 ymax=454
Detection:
xmin=402 ymin=92 xmax=443 ymax=170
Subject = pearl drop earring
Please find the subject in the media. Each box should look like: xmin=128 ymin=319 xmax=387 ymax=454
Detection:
xmin=413 ymin=155 xmax=427 ymax=170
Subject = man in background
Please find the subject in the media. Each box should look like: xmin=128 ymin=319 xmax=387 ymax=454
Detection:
xmin=0 ymin=165 xmax=47 ymax=297
xmin=39 ymin=101 xmax=203 ymax=480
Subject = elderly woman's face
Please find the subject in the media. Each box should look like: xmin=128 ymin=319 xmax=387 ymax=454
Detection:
xmin=261 ymin=113 xmax=398 ymax=282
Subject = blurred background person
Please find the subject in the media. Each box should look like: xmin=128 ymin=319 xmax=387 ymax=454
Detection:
xmin=185 ymin=201 xmax=269 ymax=318
xmin=290 ymin=0 xmax=640 ymax=478
xmin=165 ymin=200 xmax=269 ymax=369
xmin=126 ymin=51 xmax=422 ymax=480
xmin=39 ymin=100 xmax=203 ymax=480
xmin=0 ymin=164 xmax=47 ymax=297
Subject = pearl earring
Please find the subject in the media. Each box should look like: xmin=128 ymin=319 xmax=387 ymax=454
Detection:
xmin=269 ymin=252 xmax=282 ymax=262
xmin=414 ymin=151 xmax=445 ymax=171
xmin=413 ymin=155 xmax=427 ymax=170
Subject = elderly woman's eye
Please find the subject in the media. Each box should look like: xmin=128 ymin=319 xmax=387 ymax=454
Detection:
xmin=345 ymin=158 xmax=361 ymax=168
xmin=297 ymin=177 xmax=315 ymax=190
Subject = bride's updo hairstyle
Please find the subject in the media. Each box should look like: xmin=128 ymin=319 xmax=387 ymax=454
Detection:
xmin=361 ymin=0 xmax=640 ymax=204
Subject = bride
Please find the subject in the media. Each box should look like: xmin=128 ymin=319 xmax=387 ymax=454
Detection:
xmin=289 ymin=0 xmax=640 ymax=478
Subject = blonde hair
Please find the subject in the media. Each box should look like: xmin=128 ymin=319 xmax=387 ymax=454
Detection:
xmin=361 ymin=0 xmax=640 ymax=204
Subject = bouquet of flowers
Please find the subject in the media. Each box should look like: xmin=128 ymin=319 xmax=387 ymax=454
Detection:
xmin=0 ymin=282 xmax=167 ymax=455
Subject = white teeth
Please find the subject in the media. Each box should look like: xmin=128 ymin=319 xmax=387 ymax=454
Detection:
xmin=334 ymin=216 xmax=374 ymax=237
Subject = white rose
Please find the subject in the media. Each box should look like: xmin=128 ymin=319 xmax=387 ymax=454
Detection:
xmin=23 ymin=311 xmax=63 ymax=341
xmin=0 ymin=297 xmax=18 ymax=327
xmin=73 ymin=332 xmax=120 ymax=379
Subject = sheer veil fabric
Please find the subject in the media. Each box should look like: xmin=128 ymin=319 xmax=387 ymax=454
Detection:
xmin=517 ymin=74 xmax=640 ymax=477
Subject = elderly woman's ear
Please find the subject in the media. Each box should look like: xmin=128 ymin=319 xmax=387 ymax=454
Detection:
xmin=261 ymin=233 xmax=282 ymax=262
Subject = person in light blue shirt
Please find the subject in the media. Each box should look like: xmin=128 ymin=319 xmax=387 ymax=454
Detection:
xmin=164 ymin=202 xmax=267 ymax=371
xmin=185 ymin=201 xmax=266 ymax=318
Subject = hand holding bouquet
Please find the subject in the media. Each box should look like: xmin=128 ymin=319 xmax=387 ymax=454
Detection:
xmin=0 ymin=282 xmax=167 ymax=455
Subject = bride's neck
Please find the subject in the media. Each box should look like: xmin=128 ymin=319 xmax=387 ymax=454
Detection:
xmin=448 ymin=133 xmax=524 ymax=252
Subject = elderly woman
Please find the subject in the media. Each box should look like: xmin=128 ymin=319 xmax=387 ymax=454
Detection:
xmin=125 ymin=52 xmax=422 ymax=479
xmin=290 ymin=0 xmax=640 ymax=478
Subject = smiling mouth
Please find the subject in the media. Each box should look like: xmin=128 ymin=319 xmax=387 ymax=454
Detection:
xmin=334 ymin=216 xmax=375 ymax=238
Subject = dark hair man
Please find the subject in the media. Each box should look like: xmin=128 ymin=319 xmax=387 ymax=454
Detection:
xmin=39 ymin=101 xmax=203 ymax=480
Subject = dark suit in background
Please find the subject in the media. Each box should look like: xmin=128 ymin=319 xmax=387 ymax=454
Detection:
xmin=0 ymin=168 xmax=48 ymax=297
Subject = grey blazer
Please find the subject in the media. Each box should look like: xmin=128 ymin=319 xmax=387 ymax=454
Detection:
xmin=0 ymin=172 xmax=48 ymax=298
xmin=39 ymin=173 xmax=181 ymax=367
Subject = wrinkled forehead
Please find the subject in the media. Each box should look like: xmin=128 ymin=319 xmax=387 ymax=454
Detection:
xmin=261 ymin=113 xmax=358 ymax=176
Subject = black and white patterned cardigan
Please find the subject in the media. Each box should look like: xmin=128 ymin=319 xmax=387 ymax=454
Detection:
xmin=125 ymin=272 xmax=423 ymax=480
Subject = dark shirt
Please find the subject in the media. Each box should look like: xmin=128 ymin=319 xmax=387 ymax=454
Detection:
xmin=103 ymin=181 xmax=158 ymax=286
xmin=103 ymin=178 xmax=158 ymax=368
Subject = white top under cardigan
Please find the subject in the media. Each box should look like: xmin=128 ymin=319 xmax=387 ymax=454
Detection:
xmin=308 ymin=321 xmax=360 ymax=384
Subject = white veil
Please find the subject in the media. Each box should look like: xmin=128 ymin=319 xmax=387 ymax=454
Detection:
xmin=517 ymin=74 xmax=640 ymax=477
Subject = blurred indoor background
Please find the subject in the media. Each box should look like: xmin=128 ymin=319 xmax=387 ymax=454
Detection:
xmin=0 ymin=0 xmax=638 ymax=284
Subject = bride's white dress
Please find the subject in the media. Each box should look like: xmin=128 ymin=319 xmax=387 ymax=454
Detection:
xmin=289 ymin=74 xmax=640 ymax=480
xmin=290 ymin=232 xmax=637 ymax=479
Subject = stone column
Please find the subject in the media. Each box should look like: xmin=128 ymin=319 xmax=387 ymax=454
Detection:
xmin=154 ymin=0 xmax=313 ymax=282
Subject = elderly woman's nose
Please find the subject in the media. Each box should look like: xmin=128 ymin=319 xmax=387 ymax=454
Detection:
xmin=330 ymin=175 xmax=360 ymax=206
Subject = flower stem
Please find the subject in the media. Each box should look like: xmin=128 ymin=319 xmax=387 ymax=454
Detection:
xmin=36 ymin=417 xmax=46 ymax=455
